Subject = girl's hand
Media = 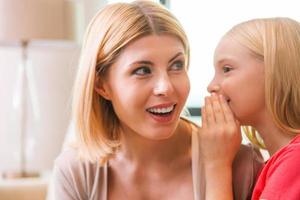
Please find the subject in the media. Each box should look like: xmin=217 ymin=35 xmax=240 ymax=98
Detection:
xmin=200 ymin=93 xmax=242 ymax=167
xmin=200 ymin=93 xmax=242 ymax=200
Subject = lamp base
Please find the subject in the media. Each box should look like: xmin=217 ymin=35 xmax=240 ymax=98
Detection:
xmin=2 ymin=171 xmax=39 ymax=179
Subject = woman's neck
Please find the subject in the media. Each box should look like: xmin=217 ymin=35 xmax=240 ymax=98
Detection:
xmin=113 ymin=119 xmax=192 ymax=168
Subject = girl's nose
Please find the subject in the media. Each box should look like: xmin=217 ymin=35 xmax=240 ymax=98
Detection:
xmin=207 ymin=80 xmax=221 ymax=94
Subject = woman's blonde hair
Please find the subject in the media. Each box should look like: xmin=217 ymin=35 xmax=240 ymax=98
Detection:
xmin=72 ymin=1 xmax=189 ymax=162
xmin=226 ymin=17 xmax=300 ymax=148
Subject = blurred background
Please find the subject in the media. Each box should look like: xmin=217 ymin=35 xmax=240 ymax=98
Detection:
xmin=0 ymin=0 xmax=299 ymax=199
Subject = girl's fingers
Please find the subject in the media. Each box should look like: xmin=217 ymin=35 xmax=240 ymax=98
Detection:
xmin=211 ymin=93 xmax=225 ymax=124
xmin=201 ymin=106 xmax=207 ymax=128
xmin=219 ymin=95 xmax=235 ymax=123
xmin=204 ymin=96 xmax=215 ymax=127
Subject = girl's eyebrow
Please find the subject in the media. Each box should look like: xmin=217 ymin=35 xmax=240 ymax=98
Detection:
xmin=217 ymin=57 xmax=233 ymax=64
xmin=215 ymin=56 xmax=236 ymax=67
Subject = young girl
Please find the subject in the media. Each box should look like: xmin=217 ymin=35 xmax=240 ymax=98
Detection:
xmin=53 ymin=1 xmax=263 ymax=199
xmin=203 ymin=17 xmax=300 ymax=199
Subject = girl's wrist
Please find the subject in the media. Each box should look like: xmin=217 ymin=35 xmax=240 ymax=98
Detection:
xmin=203 ymin=160 xmax=233 ymax=171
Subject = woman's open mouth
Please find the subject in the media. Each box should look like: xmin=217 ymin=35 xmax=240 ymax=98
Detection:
xmin=146 ymin=104 xmax=176 ymax=123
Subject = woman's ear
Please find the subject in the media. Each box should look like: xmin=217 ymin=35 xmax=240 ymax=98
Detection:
xmin=95 ymin=77 xmax=111 ymax=100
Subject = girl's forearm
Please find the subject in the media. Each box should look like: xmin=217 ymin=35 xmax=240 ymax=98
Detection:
xmin=204 ymin=163 xmax=234 ymax=200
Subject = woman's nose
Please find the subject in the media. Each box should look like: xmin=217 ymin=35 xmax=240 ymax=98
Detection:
xmin=153 ymin=74 xmax=174 ymax=96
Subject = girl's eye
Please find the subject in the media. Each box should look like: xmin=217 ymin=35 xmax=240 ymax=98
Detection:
xmin=222 ymin=65 xmax=232 ymax=73
xmin=132 ymin=66 xmax=151 ymax=76
xmin=170 ymin=60 xmax=184 ymax=71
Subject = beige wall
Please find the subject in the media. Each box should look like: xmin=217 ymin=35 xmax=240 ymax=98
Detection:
xmin=70 ymin=0 xmax=108 ymax=43
xmin=0 ymin=0 xmax=109 ymax=174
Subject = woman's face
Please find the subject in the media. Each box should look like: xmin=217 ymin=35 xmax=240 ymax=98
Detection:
xmin=96 ymin=35 xmax=190 ymax=140
xmin=208 ymin=36 xmax=266 ymax=125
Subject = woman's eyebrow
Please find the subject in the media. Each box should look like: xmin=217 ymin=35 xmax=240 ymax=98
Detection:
xmin=128 ymin=52 xmax=184 ymax=66
xmin=168 ymin=52 xmax=184 ymax=64
xmin=130 ymin=60 xmax=153 ymax=66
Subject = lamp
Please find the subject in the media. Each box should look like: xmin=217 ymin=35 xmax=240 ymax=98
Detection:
xmin=0 ymin=0 xmax=76 ymax=178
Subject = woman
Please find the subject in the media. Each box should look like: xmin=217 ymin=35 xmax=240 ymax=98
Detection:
xmin=203 ymin=17 xmax=300 ymax=199
xmin=53 ymin=1 xmax=263 ymax=199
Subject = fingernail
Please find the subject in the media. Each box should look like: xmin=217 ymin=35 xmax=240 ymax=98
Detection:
xmin=211 ymin=92 xmax=216 ymax=96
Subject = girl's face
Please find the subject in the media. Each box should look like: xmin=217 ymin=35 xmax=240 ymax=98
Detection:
xmin=96 ymin=35 xmax=190 ymax=140
xmin=208 ymin=36 xmax=266 ymax=125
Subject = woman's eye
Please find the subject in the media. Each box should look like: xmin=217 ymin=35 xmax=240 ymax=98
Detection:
xmin=222 ymin=65 xmax=232 ymax=73
xmin=133 ymin=66 xmax=151 ymax=76
xmin=170 ymin=60 xmax=184 ymax=71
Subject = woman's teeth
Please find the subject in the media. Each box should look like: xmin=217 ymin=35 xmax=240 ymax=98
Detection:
xmin=147 ymin=105 xmax=175 ymax=114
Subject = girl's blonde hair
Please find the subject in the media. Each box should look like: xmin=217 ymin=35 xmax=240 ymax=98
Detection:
xmin=72 ymin=1 xmax=189 ymax=162
xmin=226 ymin=17 xmax=300 ymax=148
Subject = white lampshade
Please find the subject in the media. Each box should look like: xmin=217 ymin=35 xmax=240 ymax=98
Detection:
xmin=0 ymin=0 xmax=80 ymax=178
xmin=0 ymin=0 xmax=75 ymax=42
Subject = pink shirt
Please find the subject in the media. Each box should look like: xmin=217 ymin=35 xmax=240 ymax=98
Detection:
xmin=252 ymin=135 xmax=300 ymax=200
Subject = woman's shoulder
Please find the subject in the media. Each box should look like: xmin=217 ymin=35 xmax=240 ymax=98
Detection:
xmin=234 ymin=143 xmax=264 ymax=165
xmin=55 ymin=147 xmax=88 ymax=171
xmin=232 ymin=143 xmax=264 ymax=200
xmin=55 ymin=147 xmax=81 ymax=166
xmin=233 ymin=143 xmax=264 ymax=183
xmin=54 ymin=147 xmax=107 ymax=179
xmin=53 ymin=147 xmax=107 ymax=199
